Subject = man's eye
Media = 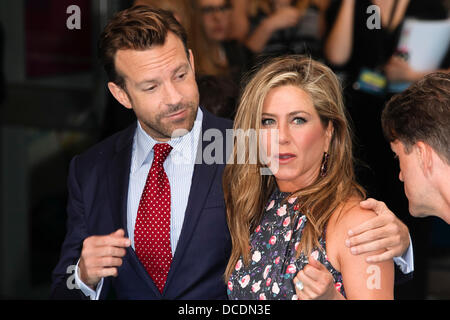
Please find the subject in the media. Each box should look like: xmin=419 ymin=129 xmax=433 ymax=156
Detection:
xmin=177 ymin=72 xmax=187 ymax=80
xmin=145 ymin=85 xmax=157 ymax=92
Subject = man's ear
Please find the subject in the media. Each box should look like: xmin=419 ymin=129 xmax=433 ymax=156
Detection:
xmin=415 ymin=141 xmax=433 ymax=176
xmin=107 ymin=82 xmax=132 ymax=110
xmin=188 ymin=49 xmax=195 ymax=74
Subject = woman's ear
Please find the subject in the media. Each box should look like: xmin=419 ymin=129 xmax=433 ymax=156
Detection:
xmin=108 ymin=82 xmax=133 ymax=110
xmin=324 ymin=121 xmax=334 ymax=152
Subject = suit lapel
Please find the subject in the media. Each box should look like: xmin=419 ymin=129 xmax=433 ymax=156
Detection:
xmin=106 ymin=125 xmax=135 ymax=234
xmin=106 ymin=123 xmax=162 ymax=298
xmin=164 ymin=109 xmax=220 ymax=293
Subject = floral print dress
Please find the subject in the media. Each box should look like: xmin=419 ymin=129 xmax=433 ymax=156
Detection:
xmin=227 ymin=189 xmax=346 ymax=300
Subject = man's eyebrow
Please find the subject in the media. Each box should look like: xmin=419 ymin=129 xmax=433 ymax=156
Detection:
xmin=136 ymin=77 xmax=158 ymax=87
xmin=136 ymin=63 xmax=189 ymax=87
xmin=172 ymin=63 xmax=189 ymax=75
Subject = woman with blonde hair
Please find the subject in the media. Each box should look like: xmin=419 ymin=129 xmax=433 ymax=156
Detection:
xmin=223 ymin=55 xmax=394 ymax=299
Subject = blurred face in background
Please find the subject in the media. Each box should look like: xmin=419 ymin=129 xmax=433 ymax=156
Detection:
xmin=198 ymin=0 xmax=232 ymax=42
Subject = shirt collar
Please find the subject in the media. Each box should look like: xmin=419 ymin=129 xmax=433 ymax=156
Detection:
xmin=133 ymin=108 xmax=203 ymax=172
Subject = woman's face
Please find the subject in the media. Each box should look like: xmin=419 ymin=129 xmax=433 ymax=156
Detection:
xmin=260 ymin=85 xmax=333 ymax=192
xmin=198 ymin=0 xmax=231 ymax=42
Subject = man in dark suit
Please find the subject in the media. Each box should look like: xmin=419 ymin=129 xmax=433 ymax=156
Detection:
xmin=51 ymin=6 xmax=231 ymax=299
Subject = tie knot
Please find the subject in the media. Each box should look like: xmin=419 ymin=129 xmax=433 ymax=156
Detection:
xmin=153 ymin=143 xmax=172 ymax=165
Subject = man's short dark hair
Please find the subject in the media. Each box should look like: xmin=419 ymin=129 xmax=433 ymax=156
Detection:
xmin=98 ymin=5 xmax=189 ymax=90
xmin=382 ymin=72 xmax=450 ymax=163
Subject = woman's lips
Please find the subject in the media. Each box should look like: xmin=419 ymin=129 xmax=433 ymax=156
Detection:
xmin=276 ymin=153 xmax=297 ymax=164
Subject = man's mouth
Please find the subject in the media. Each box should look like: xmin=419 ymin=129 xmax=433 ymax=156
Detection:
xmin=166 ymin=108 xmax=187 ymax=120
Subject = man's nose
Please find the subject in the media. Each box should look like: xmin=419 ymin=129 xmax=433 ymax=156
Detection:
xmin=164 ymin=81 xmax=183 ymax=105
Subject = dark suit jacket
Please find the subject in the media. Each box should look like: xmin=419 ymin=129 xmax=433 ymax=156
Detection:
xmin=51 ymin=108 xmax=233 ymax=299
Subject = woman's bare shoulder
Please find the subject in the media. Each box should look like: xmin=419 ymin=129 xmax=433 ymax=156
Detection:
xmin=328 ymin=197 xmax=377 ymax=234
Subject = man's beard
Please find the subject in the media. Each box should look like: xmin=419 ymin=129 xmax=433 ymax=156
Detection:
xmin=141 ymin=101 xmax=198 ymax=140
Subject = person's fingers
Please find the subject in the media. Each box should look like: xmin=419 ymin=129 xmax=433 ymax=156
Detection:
xmin=294 ymin=277 xmax=310 ymax=300
xmin=302 ymin=264 xmax=321 ymax=281
xmin=100 ymin=246 xmax=127 ymax=258
xmin=347 ymin=215 xmax=385 ymax=237
xmin=304 ymin=255 xmax=328 ymax=277
xmin=91 ymin=234 xmax=131 ymax=248
xmin=349 ymin=238 xmax=391 ymax=256
xmin=296 ymin=270 xmax=319 ymax=297
xmin=359 ymin=198 xmax=386 ymax=214
xmin=366 ymin=249 xmax=399 ymax=263
xmin=93 ymin=267 xmax=119 ymax=279
xmin=111 ymin=229 xmax=125 ymax=238
xmin=97 ymin=256 xmax=124 ymax=268
xmin=346 ymin=227 xmax=387 ymax=248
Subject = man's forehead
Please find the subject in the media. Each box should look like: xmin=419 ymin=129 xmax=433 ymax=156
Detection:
xmin=114 ymin=32 xmax=188 ymax=70
xmin=115 ymin=49 xmax=189 ymax=83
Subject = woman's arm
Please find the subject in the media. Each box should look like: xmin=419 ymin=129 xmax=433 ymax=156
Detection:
xmin=229 ymin=0 xmax=251 ymax=42
xmin=328 ymin=202 xmax=395 ymax=299
xmin=245 ymin=6 xmax=301 ymax=53
xmin=323 ymin=0 xmax=355 ymax=66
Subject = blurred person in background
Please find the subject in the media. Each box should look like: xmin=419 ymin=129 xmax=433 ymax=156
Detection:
xmin=229 ymin=0 xmax=330 ymax=61
xmin=191 ymin=0 xmax=254 ymax=80
xmin=190 ymin=0 xmax=254 ymax=118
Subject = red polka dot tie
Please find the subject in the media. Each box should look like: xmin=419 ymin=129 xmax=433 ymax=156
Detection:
xmin=135 ymin=143 xmax=173 ymax=293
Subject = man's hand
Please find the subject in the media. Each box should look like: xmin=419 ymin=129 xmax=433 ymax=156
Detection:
xmin=78 ymin=229 xmax=131 ymax=290
xmin=346 ymin=198 xmax=410 ymax=263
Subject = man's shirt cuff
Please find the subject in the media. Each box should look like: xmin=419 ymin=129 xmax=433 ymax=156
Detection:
xmin=393 ymin=235 xmax=414 ymax=274
xmin=74 ymin=259 xmax=104 ymax=300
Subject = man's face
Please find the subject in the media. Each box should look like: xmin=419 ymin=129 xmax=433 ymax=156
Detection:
xmin=199 ymin=0 xmax=231 ymax=42
xmin=109 ymin=32 xmax=199 ymax=141
xmin=391 ymin=140 xmax=434 ymax=217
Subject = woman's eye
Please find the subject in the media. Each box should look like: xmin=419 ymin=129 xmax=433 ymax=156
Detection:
xmin=261 ymin=118 xmax=275 ymax=126
xmin=293 ymin=117 xmax=306 ymax=125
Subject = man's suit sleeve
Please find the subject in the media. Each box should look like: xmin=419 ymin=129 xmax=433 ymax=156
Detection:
xmin=50 ymin=156 xmax=96 ymax=299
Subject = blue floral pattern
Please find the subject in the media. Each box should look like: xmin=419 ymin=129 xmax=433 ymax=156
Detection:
xmin=227 ymin=189 xmax=346 ymax=300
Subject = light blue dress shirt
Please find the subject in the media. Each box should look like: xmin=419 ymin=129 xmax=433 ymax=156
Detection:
xmin=75 ymin=109 xmax=203 ymax=299
xmin=127 ymin=108 xmax=203 ymax=254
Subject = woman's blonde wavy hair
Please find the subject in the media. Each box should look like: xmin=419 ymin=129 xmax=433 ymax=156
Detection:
xmin=223 ymin=55 xmax=365 ymax=281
